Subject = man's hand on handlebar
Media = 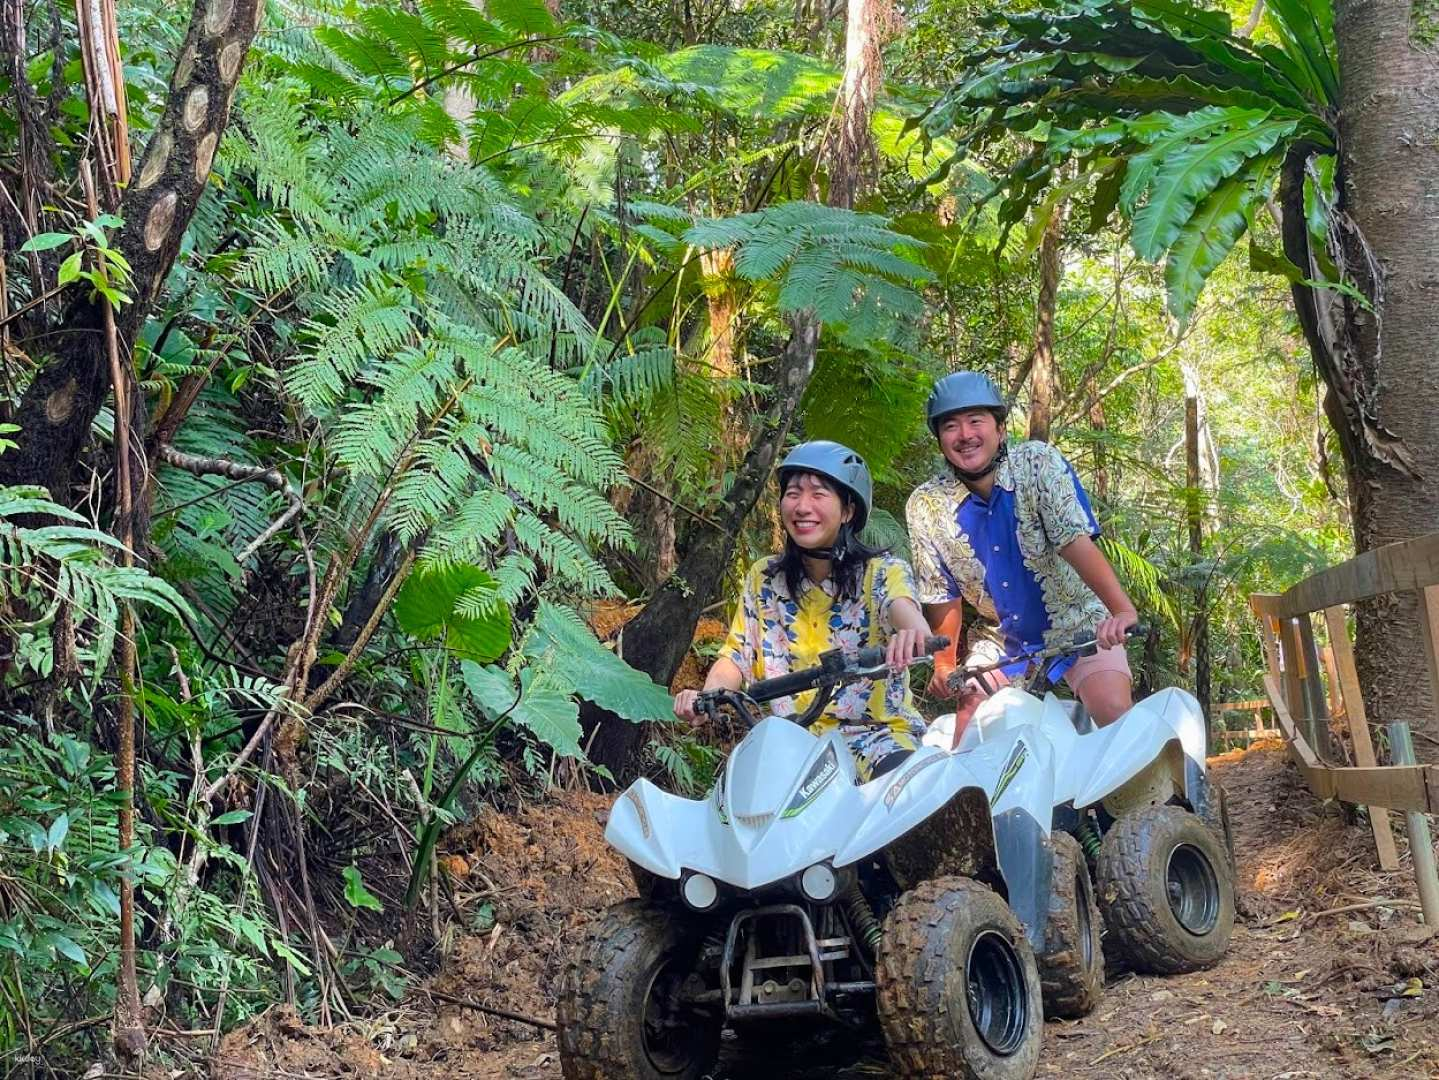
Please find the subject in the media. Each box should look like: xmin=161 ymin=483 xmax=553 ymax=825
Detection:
xmin=1095 ymin=609 xmax=1140 ymax=650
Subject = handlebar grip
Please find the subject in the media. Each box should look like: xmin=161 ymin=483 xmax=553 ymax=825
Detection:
xmin=854 ymin=645 xmax=886 ymax=669
xmin=1128 ymin=622 xmax=1148 ymax=639
xmin=924 ymin=634 xmax=951 ymax=654
xmin=746 ymin=667 xmax=824 ymax=704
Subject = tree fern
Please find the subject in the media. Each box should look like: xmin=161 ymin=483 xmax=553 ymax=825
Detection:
xmin=0 ymin=487 xmax=191 ymax=682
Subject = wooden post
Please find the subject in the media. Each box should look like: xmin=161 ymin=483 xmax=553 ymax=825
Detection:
xmin=1322 ymin=605 xmax=1400 ymax=871
xmin=1275 ymin=617 xmax=1306 ymax=726
xmin=1321 ymin=645 xmax=1342 ymax=725
xmin=1414 ymin=585 xmax=1439 ymax=728
xmin=1295 ymin=615 xmax=1331 ymax=762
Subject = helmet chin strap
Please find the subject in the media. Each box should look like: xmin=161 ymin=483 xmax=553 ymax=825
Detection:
xmin=950 ymin=441 xmax=1008 ymax=483
xmin=794 ymin=520 xmax=855 ymax=562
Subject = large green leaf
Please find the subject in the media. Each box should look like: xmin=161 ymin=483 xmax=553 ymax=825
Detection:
xmin=522 ymin=601 xmax=674 ymax=723
xmin=393 ymin=564 xmax=512 ymax=662
xmin=1130 ymin=115 xmax=1295 ymax=261
xmin=460 ymin=661 xmax=583 ymax=757
xmin=1264 ymin=0 xmax=1338 ymax=109
xmin=1119 ymin=107 xmax=1260 ymax=214
xmin=1162 ymin=157 xmax=1271 ymax=322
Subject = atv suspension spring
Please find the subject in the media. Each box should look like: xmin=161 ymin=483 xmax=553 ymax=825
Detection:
xmin=1076 ymin=817 xmax=1103 ymax=860
xmin=842 ymin=885 xmax=883 ymax=955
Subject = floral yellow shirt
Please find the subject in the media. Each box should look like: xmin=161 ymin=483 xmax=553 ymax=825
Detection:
xmin=905 ymin=441 xmax=1108 ymax=666
xmin=721 ymin=554 xmax=925 ymax=738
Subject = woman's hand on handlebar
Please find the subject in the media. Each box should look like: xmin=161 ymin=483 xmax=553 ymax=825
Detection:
xmin=673 ymin=689 xmax=706 ymax=727
xmin=1095 ymin=609 xmax=1139 ymax=650
xmin=885 ymin=627 xmax=930 ymax=673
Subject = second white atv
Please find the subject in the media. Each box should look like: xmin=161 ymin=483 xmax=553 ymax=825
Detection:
xmin=927 ymin=629 xmax=1236 ymax=991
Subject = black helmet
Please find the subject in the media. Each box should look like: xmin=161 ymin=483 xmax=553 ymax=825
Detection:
xmin=926 ymin=371 xmax=1009 ymax=434
xmin=777 ymin=440 xmax=873 ymax=532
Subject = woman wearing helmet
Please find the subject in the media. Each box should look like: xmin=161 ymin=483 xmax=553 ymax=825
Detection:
xmin=673 ymin=440 xmax=933 ymax=780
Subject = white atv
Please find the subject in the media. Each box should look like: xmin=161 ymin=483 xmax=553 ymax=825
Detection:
xmin=557 ymin=631 xmax=1233 ymax=1080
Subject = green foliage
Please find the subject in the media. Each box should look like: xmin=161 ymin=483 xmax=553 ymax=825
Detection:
xmin=921 ymin=0 xmax=1340 ymax=323
xmin=342 ymin=865 xmax=385 ymax=912
xmin=0 ymin=485 xmax=191 ymax=682
xmin=521 ymin=601 xmax=675 ymax=723
xmin=679 ymin=202 xmax=934 ymax=347
xmin=394 ymin=564 xmax=512 ymax=662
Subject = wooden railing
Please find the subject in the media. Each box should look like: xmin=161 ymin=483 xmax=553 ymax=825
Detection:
xmin=1209 ymin=699 xmax=1272 ymax=747
xmin=1251 ymin=531 xmax=1439 ymax=926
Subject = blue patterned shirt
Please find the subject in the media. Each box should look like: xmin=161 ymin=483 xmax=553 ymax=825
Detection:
xmin=905 ymin=441 xmax=1108 ymax=678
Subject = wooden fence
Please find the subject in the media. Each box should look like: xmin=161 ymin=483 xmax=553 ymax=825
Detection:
xmin=1251 ymin=530 xmax=1439 ymax=926
xmin=1209 ymin=699 xmax=1272 ymax=746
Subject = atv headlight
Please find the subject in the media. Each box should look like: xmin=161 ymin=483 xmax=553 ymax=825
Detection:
xmin=681 ymin=872 xmax=718 ymax=911
xmin=799 ymin=862 xmax=837 ymax=903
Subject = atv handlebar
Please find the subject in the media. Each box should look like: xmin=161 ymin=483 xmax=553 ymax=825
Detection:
xmin=696 ymin=634 xmax=950 ymax=728
xmin=948 ymin=622 xmax=1148 ymax=692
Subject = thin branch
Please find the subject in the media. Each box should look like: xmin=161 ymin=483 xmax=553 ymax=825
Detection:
xmin=157 ymin=446 xmax=304 ymax=561
xmin=625 ymin=470 xmax=726 ymax=532
xmin=424 ymin=988 xmax=557 ymax=1031
xmin=386 ymin=35 xmax=572 ymax=107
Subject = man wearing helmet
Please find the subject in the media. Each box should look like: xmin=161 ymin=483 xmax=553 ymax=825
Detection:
xmin=674 ymin=441 xmax=935 ymax=780
xmin=906 ymin=372 xmax=1139 ymax=733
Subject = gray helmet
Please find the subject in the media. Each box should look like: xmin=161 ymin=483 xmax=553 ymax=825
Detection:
xmin=778 ymin=440 xmax=872 ymax=532
xmin=926 ymin=371 xmax=1009 ymax=434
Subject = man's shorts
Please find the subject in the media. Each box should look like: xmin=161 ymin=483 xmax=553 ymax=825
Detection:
xmin=840 ymin=724 xmax=917 ymax=782
xmin=1063 ymin=643 xmax=1132 ymax=692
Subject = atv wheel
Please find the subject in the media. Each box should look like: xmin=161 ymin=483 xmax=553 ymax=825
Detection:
xmin=1037 ymin=832 xmax=1103 ymax=1019
xmin=1195 ymin=781 xmax=1237 ymax=880
xmin=1096 ymin=805 xmax=1234 ymax=975
xmin=877 ymin=876 xmax=1043 ymax=1080
xmin=557 ymin=899 xmax=720 ymax=1080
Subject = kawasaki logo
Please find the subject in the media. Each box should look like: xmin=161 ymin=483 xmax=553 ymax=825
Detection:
xmin=624 ymin=789 xmax=652 ymax=838
xmin=783 ymin=746 xmax=839 ymax=818
xmin=883 ymin=751 xmax=945 ymax=809
xmin=991 ymin=742 xmax=1028 ymax=804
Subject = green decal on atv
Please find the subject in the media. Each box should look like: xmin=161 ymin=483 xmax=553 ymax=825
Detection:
xmin=782 ymin=745 xmax=839 ymax=818
xmin=991 ymin=741 xmax=1028 ymax=803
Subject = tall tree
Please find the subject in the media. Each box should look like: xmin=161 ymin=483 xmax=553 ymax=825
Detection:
xmin=584 ymin=0 xmax=895 ymax=781
xmin=1331 ymin=0 xmax=1439 ymax=740
xmin=1025 ymin=202 xmax=1066 ymax=443
xmin=0 ymin=0 xmax=266 ymax=1055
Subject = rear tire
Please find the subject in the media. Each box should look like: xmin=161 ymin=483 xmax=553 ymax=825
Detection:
xmin=1036 ymin=833 xmax=1103 ymax=1018
xmin=557 ymin=900 xmax=720 ymax=1080
xmin=1096 ymin=805 xmax=1234 ymax=975
xmin=877 ymin=876 xmax=1043 ymax=1080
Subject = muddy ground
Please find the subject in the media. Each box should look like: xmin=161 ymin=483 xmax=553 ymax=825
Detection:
xmin=211 ymin=739 xmax=1439 ymax=1079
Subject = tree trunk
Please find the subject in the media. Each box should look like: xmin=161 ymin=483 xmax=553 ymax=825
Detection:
xmin=1185 ymin=389 xmax=1211 ymax=742
xmin=1331 ymin=1 xmax=1439 ymax=757
xmin=0 ymin=0 xmax=265 ymax=1055
xmin=582 ymin=315 xmax=821 ymax=778
xmin=0 ymin=0 xmax=264 ymax=510
xmin=1026 ymin=201 xmax=1065 ymax=443
xmin=820 ymin=0 xmax=888 ymax=208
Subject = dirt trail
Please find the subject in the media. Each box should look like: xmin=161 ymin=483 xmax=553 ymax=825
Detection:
xmin=213 ymin=741 xmax=1439 ymax=1079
